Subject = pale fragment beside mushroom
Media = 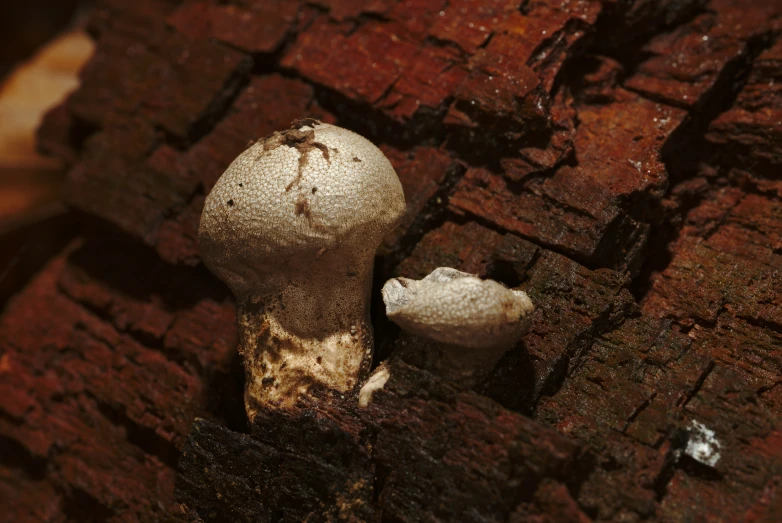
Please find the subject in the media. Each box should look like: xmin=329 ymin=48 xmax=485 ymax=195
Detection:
xmin=198 ymin=120 xmax=405 ymax=419
xmin=358 ymin=363 xmax=391 ymax=408
xmin=381 ymin=267 xmax=534 ymax=386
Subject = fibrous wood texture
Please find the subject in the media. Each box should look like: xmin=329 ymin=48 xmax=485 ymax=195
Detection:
xmin=2 ymin=0 xmax=781 ymax=521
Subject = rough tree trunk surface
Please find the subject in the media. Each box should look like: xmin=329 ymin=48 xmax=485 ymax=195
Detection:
xmin=1 ymin=0 xmax=781 ymax=521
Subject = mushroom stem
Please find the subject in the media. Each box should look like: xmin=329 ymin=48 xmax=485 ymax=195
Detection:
xmin=404 ymin=338 xmax=508 ymax=386
xmin=236 ymin=250 xmax=375 ymax=417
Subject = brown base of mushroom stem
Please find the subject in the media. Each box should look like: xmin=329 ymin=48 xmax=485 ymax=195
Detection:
xmin=236 ymin=298 xmax=374 ymax=419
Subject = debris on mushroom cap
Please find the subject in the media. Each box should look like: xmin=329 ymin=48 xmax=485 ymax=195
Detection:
xmin=382 ymin=267 xmax=534 ymax=350
xmin=198 ymin=119 xmax=406 ymax=416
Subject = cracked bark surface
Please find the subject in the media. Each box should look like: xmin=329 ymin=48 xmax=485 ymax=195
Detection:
xmin=2 ymin=0 xmax=781 ymax=521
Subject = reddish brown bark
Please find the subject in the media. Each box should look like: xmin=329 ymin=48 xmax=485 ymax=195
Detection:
xmin=2 ymin=0 xmax=781 ymax=521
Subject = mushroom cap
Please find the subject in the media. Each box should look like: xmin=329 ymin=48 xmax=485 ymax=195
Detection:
xmin=383 ymin=268 xmax=534 ymax=350
xmin=199 ymin=120 xmax=405 ymax=295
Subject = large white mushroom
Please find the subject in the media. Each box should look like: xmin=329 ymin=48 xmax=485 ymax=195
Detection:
xmin=199 ymin=119 xmax=405 ymax=418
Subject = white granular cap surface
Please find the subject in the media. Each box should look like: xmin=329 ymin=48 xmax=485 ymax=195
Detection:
xmin=199 ymin=120 xmax=406 ymax=296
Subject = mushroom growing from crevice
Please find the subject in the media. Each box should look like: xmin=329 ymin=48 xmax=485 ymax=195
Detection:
xmin=379 ymin=267 xmax=534 ymax=388
xmin=198 ymin=119 xmax=405 ymax=420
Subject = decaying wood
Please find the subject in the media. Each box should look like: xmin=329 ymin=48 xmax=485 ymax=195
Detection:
xmin=1 ymin=0 xmax=781 ymax=521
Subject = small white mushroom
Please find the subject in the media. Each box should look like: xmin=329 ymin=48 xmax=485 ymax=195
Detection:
xmin=199 ymin=120 xmax=405 ymax=418
xmin=382 ymin=267 xmax=533 ymax=385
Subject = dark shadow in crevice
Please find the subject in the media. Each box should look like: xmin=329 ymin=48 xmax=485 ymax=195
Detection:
xmin=310 ymin=83 xmax=447 ymax=152
xmin=653 ymin=427 xmax=690 ymax=501
xmin=62 ymin=486 xmax=115 ymax=522
xmin=64 ymin=216 xmax=229 ymax=313
xmin=0 ymin=212 xmax=77 ymax=313
xmin=486 ymin=257 xmax=525 ymax=290
xmin=552 ymin=0 xmax=708 ymax=102
xmin=93 ymin=398 xmax=181 ymax=470
xmin=444 ymin=112 xmax=552 ymax=173
xmin=479 ymin=342 xmax=537 ymax=415
xmin=203 ymin=348 xmax=248 ymax=434
xmin=370 ymin=256 xmax=401 ymax=368
xmin=0 ymin=433 xmax=48 ymax=480
xmin=590 ymin=0 xmax=709 ymax=77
